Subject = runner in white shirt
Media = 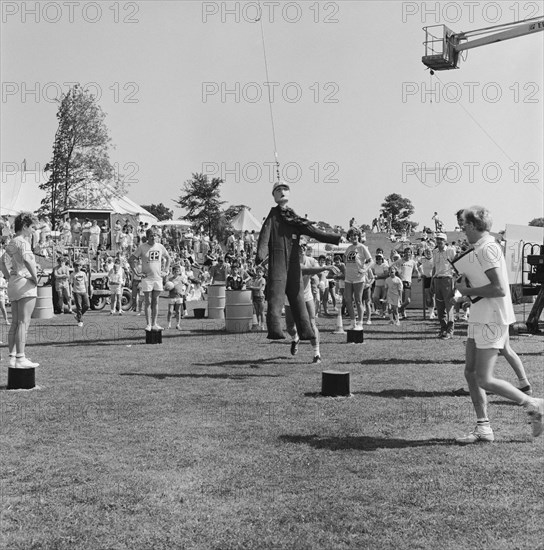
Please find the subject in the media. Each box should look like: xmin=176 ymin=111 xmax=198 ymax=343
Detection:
xmin=285 ymin=238 xmax=333 ymax=363
xmin=343 ymin=227 xmax=371 ymax=330
xmin=129 ymin=228 xmax=171 ymax=331
xmin=454 ymin=205 xmax=543 ymax=444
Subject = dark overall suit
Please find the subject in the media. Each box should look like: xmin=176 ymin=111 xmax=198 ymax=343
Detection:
xmin=256 ymin=206 xmax=341 ymax=340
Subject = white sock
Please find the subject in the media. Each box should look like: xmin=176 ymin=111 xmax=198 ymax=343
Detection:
xmin=523 ymin=398 xmax=538 ymax=410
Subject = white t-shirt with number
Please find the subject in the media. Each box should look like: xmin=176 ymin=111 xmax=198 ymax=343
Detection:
xmin=132 ymin=242 xmax=169 ymax=280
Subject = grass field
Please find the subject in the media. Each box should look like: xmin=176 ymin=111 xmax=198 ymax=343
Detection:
xmin=1 ymin=304 xmax=543 ymax=550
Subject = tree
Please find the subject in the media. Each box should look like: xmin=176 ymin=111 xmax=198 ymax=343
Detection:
xmin=175 ymin=173 xmax=226 ymax=238
xmin=529 ymin=217 xmax=544 ymax=227
xmin=380 ymin=194 xmax=415 ymax=233
xmin=40 ymin=84 xmax=122 ymax=227
xmin=141 ymin=203 xmax=173 ymax=221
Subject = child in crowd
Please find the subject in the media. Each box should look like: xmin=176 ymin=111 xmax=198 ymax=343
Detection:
xmin=70 ymin=262 xmax=90 ymax=327
xmin=248 ymin=265 xmax=266 ymax=331
xmin=362 ymin=267 xmax=375 ymax=325
xmin=384 ymin=265 xmax=403 ymax=326
xmin=166 ymin=265 xmax=187 ymax=330
xmin=108 ymin=259 xmax=125 ymax=315
xmin=0 ymin=272 xmax=9 ymax=324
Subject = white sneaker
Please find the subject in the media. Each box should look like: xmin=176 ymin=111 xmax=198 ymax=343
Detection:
xmin=151 ymin=324 xmax=164 ymax=331
xmin=346 ymin=322 xmax=356 ymax=330
xmin=167 ymin=324 xmax=172 ymax=329
xmin=9 ymin=355 xmax=16 ymax=367
xmin=366 ymin=320 xmax=372 ymax=325
xmin=456 ymin=424 xmax=494 ymax=444
xmin=15 ymin=357 xmax=39 ymax=368
xmin=78 ymin=322 xmax=83 ymax=327
xmin=395 ymin=320 xmax=401 ymax=326
xmin=176 ymin=324 xmax=181 ymax=330
xmin=353 ymin=322 xmax=364 ymax=331
xmin=526 ymin=398 xmax=544 ymax=438
xmin=429 ymin=312 xmax=436 ymax=319
xmin=145 ymin=324 xmax=152 ymax=331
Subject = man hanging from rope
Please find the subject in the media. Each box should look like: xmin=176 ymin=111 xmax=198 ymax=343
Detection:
xmin=255 ymin=181 xmax=341 ymax=340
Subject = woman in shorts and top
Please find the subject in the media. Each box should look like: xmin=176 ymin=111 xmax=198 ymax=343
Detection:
xmin=108 ymin=260 xmax=125 ymax=315
xmin=343 ymin=227 xmax=371 ymax=330
xmin=384 ymin=265 xmax=403 ymax=326
xmin=166 ymin=265 xmax=187 ymax=330
xmin=0 ymin=212 xmax=40 ymax=368
xmin=372 ymin=253 xmax=389 ymax=317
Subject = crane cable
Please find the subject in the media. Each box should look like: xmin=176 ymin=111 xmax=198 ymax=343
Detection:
xmin=255 ymin=1 xmax=281 ymax=184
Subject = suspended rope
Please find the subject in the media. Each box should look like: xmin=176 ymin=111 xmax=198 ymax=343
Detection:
xmin=256 ymin=1 xmax=281 ymax=184
xmin=432 ymin=72 xmax=542 ymax=195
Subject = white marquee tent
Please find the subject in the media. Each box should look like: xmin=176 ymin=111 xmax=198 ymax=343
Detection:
xmin=0 ymin=171 xmax=157 ymax=225
xmin=230 ymin=207 xmax=262 ymax=233
xmin=1 ymin=171 xmax=47 ymax=215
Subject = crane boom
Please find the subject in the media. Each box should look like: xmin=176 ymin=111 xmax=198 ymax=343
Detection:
xmin=422 ymin=17 xmax=544 ymax=70
xmin=456 ymin=18 xmax=544 ymax=51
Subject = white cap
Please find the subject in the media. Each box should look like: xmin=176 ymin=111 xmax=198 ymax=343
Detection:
xmin=272 ymin=181 xmax=290 ymax=194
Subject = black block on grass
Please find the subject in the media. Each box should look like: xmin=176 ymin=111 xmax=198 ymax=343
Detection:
xmin=346 ymin=329 xmax=364 ymax=344
xmin=321 ymin=370 xmax=350 ymax=397
xmin=7 ymin=367 xmax=36 ymax=390
xmin=145 ymin=330 xmax=162 ymax=344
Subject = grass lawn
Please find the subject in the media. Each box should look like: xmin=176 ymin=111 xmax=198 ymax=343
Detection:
xmin=1 ymin=304 xmax=543 ymax=550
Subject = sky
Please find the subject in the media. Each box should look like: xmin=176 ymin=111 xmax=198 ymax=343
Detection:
xmin=1 ymin=0 xmax=543 ymax=231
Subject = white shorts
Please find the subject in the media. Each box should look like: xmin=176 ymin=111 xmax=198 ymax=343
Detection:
xmin=169 ymin=297 xmax=183 ymax=305
xmin=8 ymin=276 xmax=37 ymax=301
xmin=109 ymin=284 xmax=123 ymax=296
xmin=141 ymin=278 xmax=163 ymax=292
xmin=468 ymin=322 xmax=509 ymax=350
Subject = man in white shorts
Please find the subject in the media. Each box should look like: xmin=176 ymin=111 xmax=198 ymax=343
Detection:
xmin=454 ymin=206 xmax=543 ymax=443
xmin=129 ymin=228 xmax=171 ymax=331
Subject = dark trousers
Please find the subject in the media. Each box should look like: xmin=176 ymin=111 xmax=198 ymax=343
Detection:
xmin=434 ymin=277 xmax=455 ymax=334
xmin=73 ymin=292 xmax=90 ymax=322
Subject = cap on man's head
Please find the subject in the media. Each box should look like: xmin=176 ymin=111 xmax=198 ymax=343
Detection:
xmin=272 ymin=181 xmax=290 ymax=194
xmin=436 ymin=232 xmax=447 ymax=241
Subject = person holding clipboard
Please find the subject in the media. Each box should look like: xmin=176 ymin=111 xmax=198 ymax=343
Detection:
xmin=453 ymin=206 xmax=543 ymax=444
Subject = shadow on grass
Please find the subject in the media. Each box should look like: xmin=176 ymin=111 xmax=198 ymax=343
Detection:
xmin=119 ymin=372 xmax=282 ymax=380
xmin=36 ymin=335 xmax=146 ymax=347
xmin=279 ymin=433 xmax=456 ymax=451
xmin=193 ymin=356 xmax=289 ymax=367
xmin=367 ymin=335 xmax=457 ymax=341
xmin=366 ymin=329 xmax=442 ymax=335
xmin=336 ymin=358 xmax=465 ymax=366
xmin=355 ymin=389 xmax=461 ymax=398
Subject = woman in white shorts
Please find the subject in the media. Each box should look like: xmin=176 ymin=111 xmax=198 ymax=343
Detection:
xmin=0 ymin=212 xmax=40 ymax=368
xmin=343 ymin=227 xmax=371 ymax=330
